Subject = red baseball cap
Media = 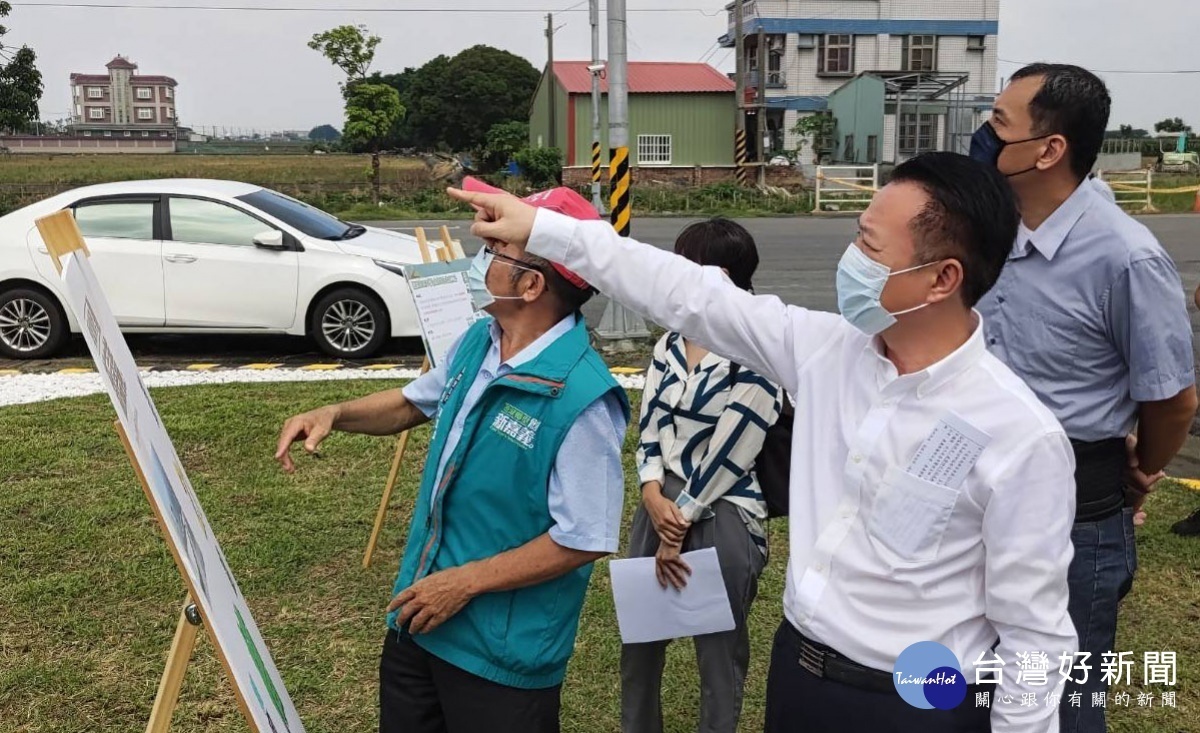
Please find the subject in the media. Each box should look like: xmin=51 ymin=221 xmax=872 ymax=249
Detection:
xmin=462 ymin=176 xmax=597 ymax=290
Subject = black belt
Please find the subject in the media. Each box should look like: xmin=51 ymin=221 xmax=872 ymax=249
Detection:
xmin=784 ymin=623 xmax=897 ymax=694
xmin=784 ymin=624 xmax=993 ymax=703
xmin=1071 ymin=438 xmax=1126 ymax=523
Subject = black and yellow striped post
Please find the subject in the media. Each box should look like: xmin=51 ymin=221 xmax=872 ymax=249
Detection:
xmin=609 ymin=146 xmax=631 ymax=236
xmin=591 ymin=142 xmax=603 ymax=185
xmin=735 ymin=129 xmax=749 ymax=187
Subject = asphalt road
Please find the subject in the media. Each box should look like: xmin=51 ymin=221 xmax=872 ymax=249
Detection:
xmin=379 ymin=214 xmax=1200 ymax=338
xmin=8 ymin=214 xmax=1200 ymax=369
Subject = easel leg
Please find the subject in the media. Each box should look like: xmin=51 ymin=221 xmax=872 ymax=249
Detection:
xmin=146 ymin=595 xmax=203 ymax=733
xmin=363 ymin=355 xmax=432 ymax=568
xmin=363 ymin=429 xmax=413 ymax=568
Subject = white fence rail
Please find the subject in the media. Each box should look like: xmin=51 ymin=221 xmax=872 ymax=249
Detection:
xmin=1100 ymin=169 xmax=1153 ymax=212
xmin=814 ymin=165 xmax=879 ymax=213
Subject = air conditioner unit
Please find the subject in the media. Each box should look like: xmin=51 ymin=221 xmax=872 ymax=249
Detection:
xmin=967 ymin=35 xmax=986 ymax=50
xmin=797 ymin=34 xmax=817 ymax=49
xmin=769 ymin=35 xmax=785 ymax=51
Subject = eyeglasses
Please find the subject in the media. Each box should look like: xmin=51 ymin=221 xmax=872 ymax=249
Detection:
xmin=485 ymin=245 xmax=544 ymax=276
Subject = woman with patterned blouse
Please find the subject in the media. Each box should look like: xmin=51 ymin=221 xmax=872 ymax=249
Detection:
xmin=622 ymin=218 xmax=783 ymax=733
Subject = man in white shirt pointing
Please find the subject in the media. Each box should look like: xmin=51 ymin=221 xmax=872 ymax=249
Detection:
xmin=450 ymin=151 xmax=1077 ymax=733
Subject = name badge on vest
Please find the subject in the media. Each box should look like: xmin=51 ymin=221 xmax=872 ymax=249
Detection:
xmin=491 ymin=403 xmax=542 ymax=450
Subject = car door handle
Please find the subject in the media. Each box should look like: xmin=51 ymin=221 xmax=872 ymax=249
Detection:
xmin=165 ymin=254 xmax=197 ymax=264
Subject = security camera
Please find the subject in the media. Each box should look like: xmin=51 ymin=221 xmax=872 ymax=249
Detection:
xmin=587 ymin=63 xmax=606 ymax=73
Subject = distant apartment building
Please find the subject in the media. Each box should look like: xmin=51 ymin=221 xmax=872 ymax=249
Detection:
xmin=720 ymin=0 xmax=999 ymax=164
xmin=69 ymin=56 xmax=180 ymax=139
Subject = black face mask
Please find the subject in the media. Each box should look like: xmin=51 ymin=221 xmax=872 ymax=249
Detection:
xmin=969 ymin=122 xmax=1052 ymax=178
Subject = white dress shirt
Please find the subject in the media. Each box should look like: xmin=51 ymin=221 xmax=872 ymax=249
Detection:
xmin=528 ymin=210 xmax=1078 ymax=732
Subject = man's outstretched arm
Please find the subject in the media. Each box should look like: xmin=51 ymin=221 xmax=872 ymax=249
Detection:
xmin=451 ymin=187 xmax=846 ymax=393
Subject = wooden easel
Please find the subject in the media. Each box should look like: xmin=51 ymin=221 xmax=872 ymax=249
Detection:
xmin=116 ymin=423 xmax=258 ymax=733
xmin=36 ymin=210 xmax=263 ymax=733
xmin=362 ymin=225 xmax=466 ymax=567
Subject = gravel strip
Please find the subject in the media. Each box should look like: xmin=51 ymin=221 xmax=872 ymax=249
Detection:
xmin=0 ymin=369 xmax=646 ymax=408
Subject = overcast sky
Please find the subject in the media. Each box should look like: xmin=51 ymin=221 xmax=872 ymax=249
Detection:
xmin=6 ymin=0 xmax=1198 ymax=134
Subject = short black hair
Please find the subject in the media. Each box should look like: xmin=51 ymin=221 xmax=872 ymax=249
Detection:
xmin=508 ymin=252 xmax=594 ymax=316
xmin=673 ymin=217 xmax=760 ymax=291
xmin=890 ymin=152 xmax=1018 ymax=307
xmin=1009 ymin=63 xmax=1111 ymax=180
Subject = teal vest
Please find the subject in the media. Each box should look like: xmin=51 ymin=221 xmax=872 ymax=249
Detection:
xmin=389 ymin=316 xmax=629 ymax=689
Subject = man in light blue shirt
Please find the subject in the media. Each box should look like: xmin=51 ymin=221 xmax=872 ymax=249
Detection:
xmin=972 ymin=63 xmax=1197 ymax=733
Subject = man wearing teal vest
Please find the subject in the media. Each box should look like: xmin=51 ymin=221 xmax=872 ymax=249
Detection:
xmin=276 ymin=179 xmax=629 ymax=733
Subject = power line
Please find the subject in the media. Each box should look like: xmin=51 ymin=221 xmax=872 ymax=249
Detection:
xmin=998 ymin=57 xmax=1200 ymax=74
xmin=12 ymin=1 xmax=724 ymax=13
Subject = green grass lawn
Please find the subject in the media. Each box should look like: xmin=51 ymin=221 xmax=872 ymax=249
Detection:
xmin=0 ymin=382 xmax=1196 ymax=732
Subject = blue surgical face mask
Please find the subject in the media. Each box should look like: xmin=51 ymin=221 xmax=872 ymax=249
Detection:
xmin=835 ymin=244 xmax=937 ymax=335
xmin=466 ymin=247 xmax=538 ymax=311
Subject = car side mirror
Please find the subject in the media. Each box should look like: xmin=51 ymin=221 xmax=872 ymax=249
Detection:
xmin=253 ymin=230 xmax=285 ymax=250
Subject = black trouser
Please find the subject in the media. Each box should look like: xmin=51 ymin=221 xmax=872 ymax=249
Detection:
xmin=379 ymin=629 xmax=562 ymax=733
xmin=764 ymin=623 xmax=992 ymax=733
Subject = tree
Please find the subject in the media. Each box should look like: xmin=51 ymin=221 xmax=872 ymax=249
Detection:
xmin=369 ymin=46 xmax=539 ymax=153
xmin=0 ymin=2 xmax=43 ymax=133
xmin=793 ymin=113 xmax=835 ymax=163
xmin=308 ymin=124 xmax=341 ymax=142
xmin=439 ymin=46 xmax=540 ymax=152
xmin=309 ymin=25 xmax=404 ymax=203
xmin=482 ymin=121 xmax=529 ymax=171
xmin=343 ymin=83 xmax=403 ymax=191
xmin=307 ymin=25 xmax=380 ymax=83
xmin=1154 ymin=117 xmax=1193 ymax=135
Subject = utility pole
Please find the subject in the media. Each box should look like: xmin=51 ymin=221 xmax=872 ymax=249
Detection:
xmin=597 ymin=0 xmax=650 ymax=350
xmin=589 ymin=0 xmax=604 ymax=212
xmin=734 ymin=0 xmax=748 ymax=186
xmin=546 ymin=13 xmax=557 ymax=150
xmin=757 ymin=25 xmax=767 ymax=185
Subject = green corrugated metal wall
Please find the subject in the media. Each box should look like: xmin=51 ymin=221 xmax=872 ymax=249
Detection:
xmin=529 ymin=77 xmax=735 ymax=167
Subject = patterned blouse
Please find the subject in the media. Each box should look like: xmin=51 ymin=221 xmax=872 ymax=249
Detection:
xmin=636 ymin=332 xmax=783 ymax=552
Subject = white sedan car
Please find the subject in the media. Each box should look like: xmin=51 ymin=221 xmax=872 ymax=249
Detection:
xmin=0 ymin=179 xmax=428 ymax=359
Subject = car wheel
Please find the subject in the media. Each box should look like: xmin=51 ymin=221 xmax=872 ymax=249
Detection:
xmin=310 ymin=288 xmax=389 ymax=359
xmin=0 ymin=287 xmax=68 ymax=359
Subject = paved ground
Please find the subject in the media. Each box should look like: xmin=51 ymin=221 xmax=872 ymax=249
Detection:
xmin=10 ymin=214 xmax=1200 ymax=367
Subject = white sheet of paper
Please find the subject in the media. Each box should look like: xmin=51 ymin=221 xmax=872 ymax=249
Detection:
xmin=403 ymin=259 xmax=483 ymax=368
xmin=905 ymin=411 xmax=993 ymax=489
xmin=609 ymin=547 xmax=736 ymax=644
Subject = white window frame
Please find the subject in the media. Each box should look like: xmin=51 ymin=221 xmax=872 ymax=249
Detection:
xmin=83 ymin=130 xmax=92 ymax=137
xmin=899 ymin=113 xmax=938 ymax=154
xmin=165 ymin=87 xmax=173 ymax=99
xmin=136 ymin=87 xmax=152 ymax=100
xmin=103 ymin=130 xmax=112 ymax=137
xmin=89 ymin=108 xmax=105 ymax=120
xmin=818 ymin=34 xmax=854 ymax=76
xmin=637 ymin=134 xmax=672 ymax=166
xmin=123 ymin=130 xmax=132 ymax=137
xmin=88 ymin=87 xmax=103 ymax=99
xmin=142 ymin=131 xmax=150 ymax=138
xmin=166 ymin=107 xmax=174 ymax=120
xmin=137 ymin=108 xmax=154 ymax=121
xmin=903 ymin=35 xmax=938 ymax=72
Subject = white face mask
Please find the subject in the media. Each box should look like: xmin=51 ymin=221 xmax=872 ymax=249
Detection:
xmin=466 ymin=247 xmax=540 ymax=311
xmin=835 ymin=243 xmax=936 ymax=335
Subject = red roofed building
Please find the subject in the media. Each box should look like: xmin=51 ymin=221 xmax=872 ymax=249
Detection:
xmin=529 ymin=61 xmax=736 ymax=173
xmin=69 ymin=56 xmax=181 ymax=140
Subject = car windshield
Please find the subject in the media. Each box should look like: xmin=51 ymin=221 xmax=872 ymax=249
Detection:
xmin=236 ymin=188 xmax=362 ymax=240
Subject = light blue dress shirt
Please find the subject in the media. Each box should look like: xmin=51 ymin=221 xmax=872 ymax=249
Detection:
xmin=402 ymin=314 xmax=628 ymax=553
xmin=977 ymin=181 xmax=1195 ymax=441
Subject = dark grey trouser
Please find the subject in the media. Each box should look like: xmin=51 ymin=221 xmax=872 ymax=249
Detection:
xmin=620 ymin=475 xmax=766 ymax=733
